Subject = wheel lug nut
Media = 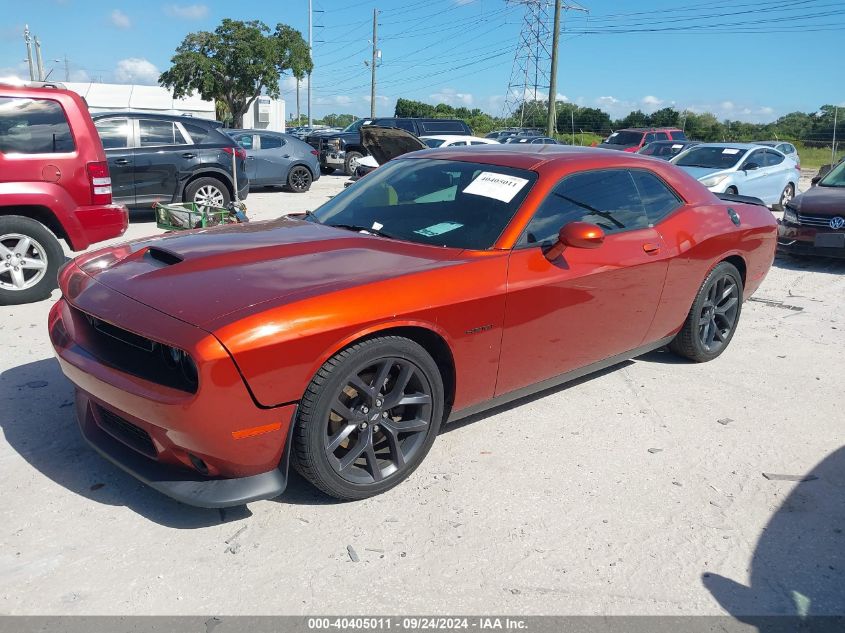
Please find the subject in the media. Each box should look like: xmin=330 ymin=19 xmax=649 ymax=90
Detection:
xmin=373 ymin=425 xmax=380 ymax=433
xmin=375 ymin=399 xmax=383 ymax=407
xmin=361 ymin=406 xmax=369 ymax=414
xmin=382 ymin=411 xmax=388 ymax=418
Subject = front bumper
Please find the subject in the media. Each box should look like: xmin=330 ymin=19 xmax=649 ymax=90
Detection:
xmin=778 ymin=222 xmax=845 ymax=259
xmin=321 ymin=149 xmax=346 ymax=168
xmin=48 ymin=275 xmax=298 ymax=507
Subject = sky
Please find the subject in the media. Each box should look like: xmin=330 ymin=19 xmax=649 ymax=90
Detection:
xmin=2 ymin=0 xmax=844 ymax=123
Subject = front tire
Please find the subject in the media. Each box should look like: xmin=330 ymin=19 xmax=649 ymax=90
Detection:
xmin=725 ymin=186 xmax=738 ymax=195
xmin=780 ymin=183 xmax=795 ymax=207
xmin=293 ymin=336 xmax=444 ymax=500
xmin=669 ymin=261 xmax=743 ymax=362
xmin=0 ymin=215 xmax=64 ymax=305
xmin=343 ymin=151 xmax=363 ymax=177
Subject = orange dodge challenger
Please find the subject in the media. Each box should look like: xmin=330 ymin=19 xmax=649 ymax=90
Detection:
xmin=49 ymin=145 xmax=777 ymax=506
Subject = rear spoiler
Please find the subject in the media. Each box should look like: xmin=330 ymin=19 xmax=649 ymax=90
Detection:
xmin=716 ymin=192 xmax=768 ymax=208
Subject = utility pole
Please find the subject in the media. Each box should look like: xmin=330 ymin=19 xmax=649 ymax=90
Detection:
xmin=63 ymin=55 xmax=69 ymax=81
xmin=34 ymin=36 xmax=45 ymax=81
xmin=23 ymin=25 xmax=35 ymax=81
xmin=833 ymin=107 xmax=839 ymax=166
xmin=370 ymin=8 xmax=379 ymax=119
xmin=547 ymin=0 xmax=587 ymax=137
xmin=307 ymin=0 xmax=312 ymax=128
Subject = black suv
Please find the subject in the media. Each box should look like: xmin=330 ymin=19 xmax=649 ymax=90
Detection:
xmin=306 ymin=117 xmax=472 ymax=176
xmin=91 ymin=113 xmax=249 ymax=209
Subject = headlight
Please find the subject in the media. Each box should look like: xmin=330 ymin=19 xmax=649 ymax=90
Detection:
xmin=783 ymin=205 xmax=799 ymax=224
xmin=701 ymin=174 xmax=729 ymax=188
xmin=330 ymin=138 xmax=343 ymax=150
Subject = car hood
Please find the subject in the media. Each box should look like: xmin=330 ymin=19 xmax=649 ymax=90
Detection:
xmin=791 ymin=185 xmax=845 ymax=215
xmin=360 ymin=125 xmax=427 ymax=165
xmin=75 ymin=218 xmax=462 ymax=328
xmin=678 ymin=166 xmax=731 ymax=180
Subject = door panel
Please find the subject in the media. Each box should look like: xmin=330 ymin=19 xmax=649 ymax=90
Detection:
xmin=738 ymin=149 xmax=768 ymax=200
xmin=94 ymin=117 xmax=135 ymax=205
xmin=233 ymin=134 xmax=259 ymax=182
xmin=254 ymin=134 xmax=291 ymax=185
xmin=133 ymin=119 xmax=190 ymax=205
xmin=497 ymin=229 xmax=669 ymax=396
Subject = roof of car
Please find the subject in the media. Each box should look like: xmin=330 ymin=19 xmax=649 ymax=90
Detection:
xmin=421 ymin=135 xmax=494 ymax=142
xmin=689 ymin=142 xmax=773 ymax=151
xmin=403 ymin=144 xmax=671 ymax=171
xmin=619 ymin=127 xmax=683 ymax=132
xmin=90 ymin=111 xmax=222 ymax=126
xmin=751 ymin=141 xmax=788 ymax=147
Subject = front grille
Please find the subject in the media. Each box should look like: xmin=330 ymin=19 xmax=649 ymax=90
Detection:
xmin=98 ymin=408 xmax=157 ymax=459
xmin=797 ymin=212 xmax=843 ymax=228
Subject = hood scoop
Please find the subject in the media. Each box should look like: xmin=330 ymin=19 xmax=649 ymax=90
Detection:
xmin=145 ymin=247 xmax=183 ymax=267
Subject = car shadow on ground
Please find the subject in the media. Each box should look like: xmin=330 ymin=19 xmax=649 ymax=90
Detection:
xmin=0 ymin=357 xmax=251 ymax=528
xmin=703 ymin=446 xmax=845 ymax=629
xmin=773 ymin=252 xmax=845 ymax=273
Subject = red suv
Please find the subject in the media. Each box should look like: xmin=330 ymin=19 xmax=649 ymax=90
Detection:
xmin=599 ymin=127 xmax=687 ymax=152
xmin=0 ymin=82 xmax=128 ymax=304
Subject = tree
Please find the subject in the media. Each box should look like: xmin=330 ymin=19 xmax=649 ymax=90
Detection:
xmin=649 ymin=107 xmax=680 ymax=128
xmin=160 ymin=19 xmax=312 ymax=127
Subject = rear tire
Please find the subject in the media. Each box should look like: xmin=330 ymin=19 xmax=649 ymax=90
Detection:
xmin=293 ymin=336 xmax=444 ymax=500
xmin=0 ymin=215 xmax=64 ymax=305
xmin=725 ymin=186 xmax=738 ymax=195
xmin=669 ymin=261 xmax=743 ymax=363
xmin=185 ymin=177 xmax=230 ymax=210
xmin=779 ymin=183 xmax=795 ymax=207
xmin=287 ymin=165 xmax=313 ymax=193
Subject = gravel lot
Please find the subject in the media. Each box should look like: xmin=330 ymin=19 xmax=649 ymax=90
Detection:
xmin=1 ymin=169 xmax=843 ymax=616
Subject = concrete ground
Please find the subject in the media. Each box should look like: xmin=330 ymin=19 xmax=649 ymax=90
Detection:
xmin=1 ymin=170 xmax=843 ymax=616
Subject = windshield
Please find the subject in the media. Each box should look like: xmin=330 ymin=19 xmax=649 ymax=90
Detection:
xmin=605 ymin=131 xmax=643 ymax=146
xmin=424 ymin=138 xmax=445 ymax=148
xmin=310 ymin=158 xmax=538 ymax=250
xmin=675 ymin=146 xmax=745 ymax=169
xmin=819 ymin=160 xmax=845 ymax=187
xmin=343 ymin=119 xmax=370 ymax=133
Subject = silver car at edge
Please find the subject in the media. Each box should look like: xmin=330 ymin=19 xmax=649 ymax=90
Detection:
xmin=671 ymin=142 xmax=799 ymax=207
xmin=227 ymin=130 xmax=321 ymax=193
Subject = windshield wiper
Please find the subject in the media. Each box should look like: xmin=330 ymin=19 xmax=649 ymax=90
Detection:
xmin=301 ymin=210 xmax=322 ymax=224
xmin=329 ymin=223 xmax=396 ymax=239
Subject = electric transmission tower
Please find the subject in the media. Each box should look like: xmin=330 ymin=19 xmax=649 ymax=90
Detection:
xmin=503 ymin=0 xmax=554 ymax=129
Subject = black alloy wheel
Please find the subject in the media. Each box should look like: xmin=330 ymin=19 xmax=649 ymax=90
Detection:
xmin=293 ymin=336 xmax=444 ymax=500
xmin=287 ymin=166 xmax=313 ymax=193
xmin=669 ymin=261 xmax=743 ymax=362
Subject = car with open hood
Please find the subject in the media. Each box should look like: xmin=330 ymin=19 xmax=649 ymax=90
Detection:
xmin=345 ymin=125 xmax=428 ymax=185
xmin=49 ymin=145 xmax=777 ymax=507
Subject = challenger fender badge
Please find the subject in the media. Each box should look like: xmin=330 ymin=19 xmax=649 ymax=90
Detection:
xmin=727 ymin=208 xmax=741 ymax=226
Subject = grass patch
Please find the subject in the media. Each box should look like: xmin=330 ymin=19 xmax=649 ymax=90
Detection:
xmin=794 ymin=143 xmax=844 ymax=171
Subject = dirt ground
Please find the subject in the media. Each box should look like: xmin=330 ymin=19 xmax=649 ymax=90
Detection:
xmin=1 ymin=169 xmax=843 ymax=616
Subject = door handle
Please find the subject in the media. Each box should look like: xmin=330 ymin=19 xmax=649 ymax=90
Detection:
xmin=642 ymin=243 xmax=661 ymax=254
xmin=181 ymin=153 xmax=196 ymax=159
xmin=282 ymin=154 xmax=290 ymax=158
xmin=114 ymin=158 xmax=130 ymax=165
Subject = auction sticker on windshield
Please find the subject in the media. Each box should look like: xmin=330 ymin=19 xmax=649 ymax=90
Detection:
xmin=463 ymin=172 xmax=529 ymax=203
xmin=723 ymin=148 xmax=741 ymax=154
xmin=414 ymin=221 xmax=463 ymax=237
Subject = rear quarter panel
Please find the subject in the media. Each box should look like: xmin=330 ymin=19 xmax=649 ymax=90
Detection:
xmin=646 ymin=201 xmax=777 ymax=342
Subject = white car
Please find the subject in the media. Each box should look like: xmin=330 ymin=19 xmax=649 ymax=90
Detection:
xmin=420 ymin=135 xmax=499 ymax=148
xmin=671 ymin=143 xmax=800 ymax=207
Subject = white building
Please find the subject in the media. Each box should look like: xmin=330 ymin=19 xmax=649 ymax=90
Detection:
xmin=63 ymin=82 xmax=285 ymax=132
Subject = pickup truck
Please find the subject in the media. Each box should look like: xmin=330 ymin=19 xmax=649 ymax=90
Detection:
xmin=306 ymin=117 xmax=472 ymax=176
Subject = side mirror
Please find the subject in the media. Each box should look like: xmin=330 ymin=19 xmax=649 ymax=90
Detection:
xmin=544 ymin=222 xmax=605 ymax=260
xmin=743 ymin=162 xmax=759 ymax=171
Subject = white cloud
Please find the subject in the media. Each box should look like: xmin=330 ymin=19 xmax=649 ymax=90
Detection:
xmin=429 ymin=87 xmax=473 ymax=107
xmin=164 ymin=3 xmax=208 ymax=19
xmin=110 ymin=9 xmax=131 ymax=29
xmin=641 ymin=95 xmax=663 ymax=111
xmin=556 ymin=93 xmax=569 ymax=102
xmin=69 ymin=69 xmax=91 ymax=82
xmin=113 ymin=58 xmax=160 ymax=85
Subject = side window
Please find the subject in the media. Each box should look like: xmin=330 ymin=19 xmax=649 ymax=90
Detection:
xmin=671 ymin=130 xmax=687 ymax=140
xmin=0 ymin=97 xmax=76 ymax=153
xmin=173 ymin=125 xmax=189 ymax=145
xmin=630 ymin=170 xmax=682 ymax=225
xmin=95 ymin=118 xmax=130 ymax=150
xmin=644 ymin=133 xmax=656 ymax=143
xmin=138 ymin=120 xmax=176 ymax=146
xmin=182 ymin=122 xmax=212 ymax=143
xmin=470 ymin=140 xmax=487 ymax=145
xmin=765 ymin=149 xmax=784 ymax=167
xmin=654 ymin=132 xmax=669 ymax=141
xmin=392 ymin=119 xmax=415 ymax=133
xmin=746 ymin=150 xmax=766 ymax=168
xmin=234 ymin=134 xmax=253 ymax=149
xmin=522 ymin=169 xmax=648 ymax=245
xmin=258 ymin=134 xmax=283 ymax=149
xmin=449 ymin=140 xmax=467 ymax=146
